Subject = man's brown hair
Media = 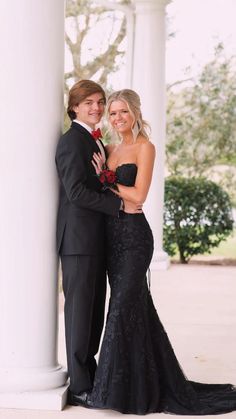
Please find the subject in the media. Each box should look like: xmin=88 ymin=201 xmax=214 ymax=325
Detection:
xmin=67 ymin=79 xmax=106 ymax=120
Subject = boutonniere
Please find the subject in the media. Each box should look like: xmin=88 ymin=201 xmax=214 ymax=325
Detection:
xmin=91 ymin=128 xmax=102 ymax=140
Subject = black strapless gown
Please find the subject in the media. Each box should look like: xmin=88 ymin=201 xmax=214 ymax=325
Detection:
xmin=89 ymin=163 xmax=236 ymax=415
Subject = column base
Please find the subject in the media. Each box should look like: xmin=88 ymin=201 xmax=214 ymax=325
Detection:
xmin=0 ymin=385 xmax=69 ymax=411
xmin=150 ymin=250 xmax=170 ymax=270
xmin=0 ymin=365 xmax=67 ymax=393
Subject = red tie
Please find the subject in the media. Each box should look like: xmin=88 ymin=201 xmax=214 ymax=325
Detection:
xmin=91 ymin=128 xmax=102 ymax=140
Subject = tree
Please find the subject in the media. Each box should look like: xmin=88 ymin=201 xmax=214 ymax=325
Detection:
xmin=166 ymin=44 xmax=236 ymax=203
xmin=163 ymin=177 xmax=234 ymax=264
xmin=65 ymin=0 xmax=130 ymax=93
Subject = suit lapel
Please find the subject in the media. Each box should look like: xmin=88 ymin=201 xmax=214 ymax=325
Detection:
xmin=71 ymin=121 xmax=95 ymax=147
xmin=71 ymin=121 xmax=106 ymax=157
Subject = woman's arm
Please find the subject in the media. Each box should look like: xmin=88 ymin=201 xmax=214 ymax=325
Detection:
xmin=116 ymin=142 xmax=156 ymax=204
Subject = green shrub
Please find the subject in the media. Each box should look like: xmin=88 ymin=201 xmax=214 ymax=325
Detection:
xmin=163 ymin=177 xmax=234 ymax=263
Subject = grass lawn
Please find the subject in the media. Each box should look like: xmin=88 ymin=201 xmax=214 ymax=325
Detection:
xmin=171 ymin=229 xmax=236 ymax=264
xmin=207 ymin=229 xmax=236 ymax=259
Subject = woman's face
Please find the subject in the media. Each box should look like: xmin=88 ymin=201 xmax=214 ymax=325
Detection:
xmin=108 ymin=100 xmax=134 ymax=135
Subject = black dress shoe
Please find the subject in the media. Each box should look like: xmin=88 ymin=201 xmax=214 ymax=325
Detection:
xmin=67 ymin=390 xmax=94 ymax=408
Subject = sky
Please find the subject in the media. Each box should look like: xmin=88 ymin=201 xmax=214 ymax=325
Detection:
xmin=166 ymin=0 xmax=236 ymax=84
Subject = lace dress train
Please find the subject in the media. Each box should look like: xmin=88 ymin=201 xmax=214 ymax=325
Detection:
xmin=89 ymin=164 xmax=236 ymax=415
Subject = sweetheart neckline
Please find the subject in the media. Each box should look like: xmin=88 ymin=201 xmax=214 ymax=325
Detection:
xmin=109 ymin=163 xmax=137 ymax=173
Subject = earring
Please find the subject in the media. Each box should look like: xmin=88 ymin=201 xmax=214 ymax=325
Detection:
xmin=132 ymin=121 xmax=140 ymax=142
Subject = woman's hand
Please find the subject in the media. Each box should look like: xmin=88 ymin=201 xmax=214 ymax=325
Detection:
xmin=91 ymin=152 xmax=106 ymax=175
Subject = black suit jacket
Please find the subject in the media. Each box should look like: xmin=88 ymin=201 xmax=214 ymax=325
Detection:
xmin=55 ymin=122 xmax=121 ymax=255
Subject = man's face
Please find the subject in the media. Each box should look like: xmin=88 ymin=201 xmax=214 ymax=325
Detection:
xmin=73 ymin=92 xmax=105 ymax=129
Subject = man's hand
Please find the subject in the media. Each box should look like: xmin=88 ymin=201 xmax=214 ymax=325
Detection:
xmin=123 ymin=199 xmax=143 ymax=214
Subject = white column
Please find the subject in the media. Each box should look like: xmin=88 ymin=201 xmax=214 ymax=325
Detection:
xmin=131 ymin=0 xmax=170 ymax=269
xmin=0 ymin=0 xmax=67 ymax=410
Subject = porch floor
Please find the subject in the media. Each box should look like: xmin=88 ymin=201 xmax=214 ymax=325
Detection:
xmin=1 ymin=264 xmax=236 ymax=419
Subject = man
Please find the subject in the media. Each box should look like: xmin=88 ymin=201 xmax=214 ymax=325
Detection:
xmin=55 ymin=80 xmax=137 ymax=407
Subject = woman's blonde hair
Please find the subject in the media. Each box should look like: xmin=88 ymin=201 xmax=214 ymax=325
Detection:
xmin=106 ymin=89 xmax=150 ymax=142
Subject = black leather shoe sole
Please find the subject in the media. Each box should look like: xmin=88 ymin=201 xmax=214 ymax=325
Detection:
xmin=67 ymin=391 xmax=94 ymax=409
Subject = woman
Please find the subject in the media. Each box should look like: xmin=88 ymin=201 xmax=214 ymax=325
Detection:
xmin=89 ymin=89 xmax=236 ymax=415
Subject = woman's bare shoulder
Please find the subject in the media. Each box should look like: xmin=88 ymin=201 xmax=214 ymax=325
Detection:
xmin=137 ymin=137 xmax=155 ymax=153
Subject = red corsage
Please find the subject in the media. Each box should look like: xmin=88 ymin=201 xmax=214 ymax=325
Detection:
xmin=98 ymin=169 xmax=118 ymax=191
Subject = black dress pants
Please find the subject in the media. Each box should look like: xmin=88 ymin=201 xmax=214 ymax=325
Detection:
xmin=61 ymin=251 xmax=106 ymax=394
